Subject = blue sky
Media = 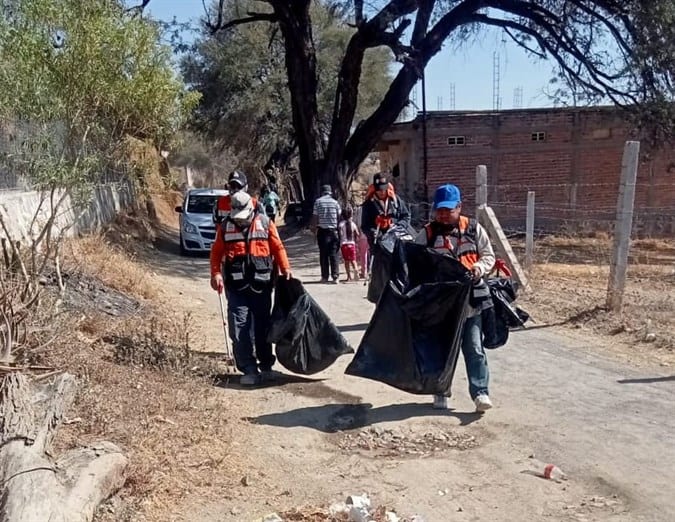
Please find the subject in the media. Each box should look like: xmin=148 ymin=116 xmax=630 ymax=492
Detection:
xmin=145 ymin=0 xmax=556 ymax=111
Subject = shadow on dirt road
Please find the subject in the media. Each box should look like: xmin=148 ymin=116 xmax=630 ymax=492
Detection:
xmin=248 ymin=401 xmax=483 ymax=433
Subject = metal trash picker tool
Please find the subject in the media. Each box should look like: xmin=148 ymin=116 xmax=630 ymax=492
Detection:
xmin=217 ymin=289 xmax=237 ymax=371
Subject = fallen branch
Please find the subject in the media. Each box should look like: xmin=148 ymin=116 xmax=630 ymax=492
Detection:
xmin=0 ymin=372 xmax=127 ymax=521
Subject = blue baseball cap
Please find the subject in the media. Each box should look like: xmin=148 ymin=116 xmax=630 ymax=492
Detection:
xmin=433 ymin=184 xmax=461 ymax=210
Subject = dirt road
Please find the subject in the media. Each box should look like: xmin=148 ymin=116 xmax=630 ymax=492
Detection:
xmin=152 ymin=231 xmax=675 ymax=522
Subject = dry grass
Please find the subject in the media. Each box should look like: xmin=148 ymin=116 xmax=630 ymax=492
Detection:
xmin=518 ymin=236 xmax=675 ymax=361
xmin=40 ymin=305 xmax=239 ymax=522
xmin=34 ymin=198 xmax=239 ymax=520
xmin=64 ymin=234 xmax=157 ymax=300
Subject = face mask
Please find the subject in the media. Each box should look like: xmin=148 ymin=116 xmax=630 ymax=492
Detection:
xmin=434 ymin=222 xmax=455 ymax=235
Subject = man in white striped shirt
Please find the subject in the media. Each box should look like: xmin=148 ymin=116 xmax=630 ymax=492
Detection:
xmin=311 ymin=185 xmax=342 ymax=283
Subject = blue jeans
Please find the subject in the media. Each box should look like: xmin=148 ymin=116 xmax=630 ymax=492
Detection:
xmin=226 ymin=287 xmax=275 ymax=375
xmin=461 ymin=314 xmax=490 ymax=399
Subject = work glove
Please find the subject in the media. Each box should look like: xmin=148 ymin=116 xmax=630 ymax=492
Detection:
xmin=211 ymin=274 xmax=224 ymax=293
xmin=281 ymin=269 xmax=293 ymax=280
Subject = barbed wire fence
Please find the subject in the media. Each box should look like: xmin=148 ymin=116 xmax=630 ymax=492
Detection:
xmin=411 ymin=182 xmax=675 ymax=238
xmin=407 ymin=143 xmax=674 ymax=310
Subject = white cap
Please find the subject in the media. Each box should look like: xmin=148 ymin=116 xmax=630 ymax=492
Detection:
xmin=230 ymin=191 xmax=253 ymax=220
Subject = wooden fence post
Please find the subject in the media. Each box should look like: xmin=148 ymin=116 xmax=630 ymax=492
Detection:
xmin=525 ymin=191 xmax=535 ymax=270
xmin=475 ymin=165 xmax=487 ymax=216
xmin=606 ymin=141 xmax=640 ymax=312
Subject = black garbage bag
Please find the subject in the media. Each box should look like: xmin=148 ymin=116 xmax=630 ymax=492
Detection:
xmin=268 ymin=277 xmax=354 ymax=374
xmin=347 ymin=241 xmax=473 ymax=395
xmin=481 ymin=278 xmax=530 ymax=349
xmin=367 ymin=223 xmax=416 ymax=304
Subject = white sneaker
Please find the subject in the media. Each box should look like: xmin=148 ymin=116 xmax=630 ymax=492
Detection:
xmin=433 ymin=395 xmax=449 ymax=410
xmin=474 ymin=394 xmax=493 ymax=412
xmin=240 ymin=373 xmax=260 ymax=386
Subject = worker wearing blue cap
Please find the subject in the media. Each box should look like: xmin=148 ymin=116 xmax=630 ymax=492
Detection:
xmin=416 ymin=183 xmax=496 ymax=413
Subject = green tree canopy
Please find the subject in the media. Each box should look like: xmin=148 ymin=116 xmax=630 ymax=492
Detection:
xmin=181 ymin=0 xmax=392 ymax=172
xmin=0 ymin=0 xmax=198 ymax=188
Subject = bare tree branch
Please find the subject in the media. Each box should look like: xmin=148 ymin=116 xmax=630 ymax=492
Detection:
xmin=205 ymin=11 xmax=277 ymax=35
xmin=125 ymin=0 xmax=151 ymax=17
xmin=470 ymin=12 xmax=637 ymax=105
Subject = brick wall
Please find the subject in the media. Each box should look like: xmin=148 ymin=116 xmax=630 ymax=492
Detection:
xmin=379 ymin=107 xmax=675 ymax=235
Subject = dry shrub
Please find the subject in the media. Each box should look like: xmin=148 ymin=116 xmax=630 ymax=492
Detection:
xmin=107 ymin=312 xmax=220 ymax=377
xmin=65 ymin=235 xmax=157 ymax=300
xmin=151 ymin=190 xmax=183 ymax=229
xmin=76 ymin=314 xmax=109 ymax=337
xmin=112 ymin=211 xmax=157 ymax=242
xmin=43 ymin=310 xmax=240 ymax=522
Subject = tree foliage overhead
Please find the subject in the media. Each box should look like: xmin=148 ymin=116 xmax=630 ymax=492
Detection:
xmin=0 ymin=0 xmax=198 ymax=190
xmin=182 ymin=0 xmax=392 ymax=173
xmin=151 ymin=0 xmax=675 ymax=202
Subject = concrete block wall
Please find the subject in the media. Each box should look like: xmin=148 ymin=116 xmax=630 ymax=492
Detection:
xmin=0 ymin=178 xmax=136 ymax=244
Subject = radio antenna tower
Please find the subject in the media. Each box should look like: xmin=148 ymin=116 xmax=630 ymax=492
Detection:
xmin=449 ymin=83 xmax=456 ymax=110
xmin=513 ymin=86 xmax=523 ymax=108
xmin=437 ymin=97 xmax=443 ymax=110
xmin=492 ymin=51 xmax=501 ymax=111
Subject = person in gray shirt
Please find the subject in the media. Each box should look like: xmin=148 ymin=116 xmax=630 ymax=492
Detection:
xmin=311 ymin=185 xmax=342 ymax=283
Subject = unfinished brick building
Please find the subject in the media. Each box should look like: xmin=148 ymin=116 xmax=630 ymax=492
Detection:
xmin=376 ymin=106 xmax=675 ymax=235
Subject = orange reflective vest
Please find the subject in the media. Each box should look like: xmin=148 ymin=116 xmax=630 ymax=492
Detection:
xmin=424 ymin=216 xmax=480 ymax=271
xmin=369 ymin=186 xmax=398 ymax=231
xmin=209 ymin=213 xmax=290 ymax=291
xmin=425 ymin=216 xmax=491 ymax=305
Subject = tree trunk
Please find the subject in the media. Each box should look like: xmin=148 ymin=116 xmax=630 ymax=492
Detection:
xmin=273 ymin=1 xmax=325 ymax=210
xmin=0 ymin=372 xmax=127 ymax=522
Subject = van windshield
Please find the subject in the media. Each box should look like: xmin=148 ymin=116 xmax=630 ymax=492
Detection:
xmin=186 ymin=195 xmax=219 ymax=214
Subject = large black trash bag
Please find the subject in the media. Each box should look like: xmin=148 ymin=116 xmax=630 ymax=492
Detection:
xmin=482 ymin=278 xmax=530 ymax=349
xmin=347 ymin=241 xmax=473 ymax=395
xmin=268 ymin=277 xmax=354 ymax=374
xmin=367 ymin=223 xmax=416 ymax=304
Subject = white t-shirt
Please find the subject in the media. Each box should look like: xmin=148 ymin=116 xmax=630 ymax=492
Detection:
xmin=339 ymin=220 xmax=358 ymax=246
